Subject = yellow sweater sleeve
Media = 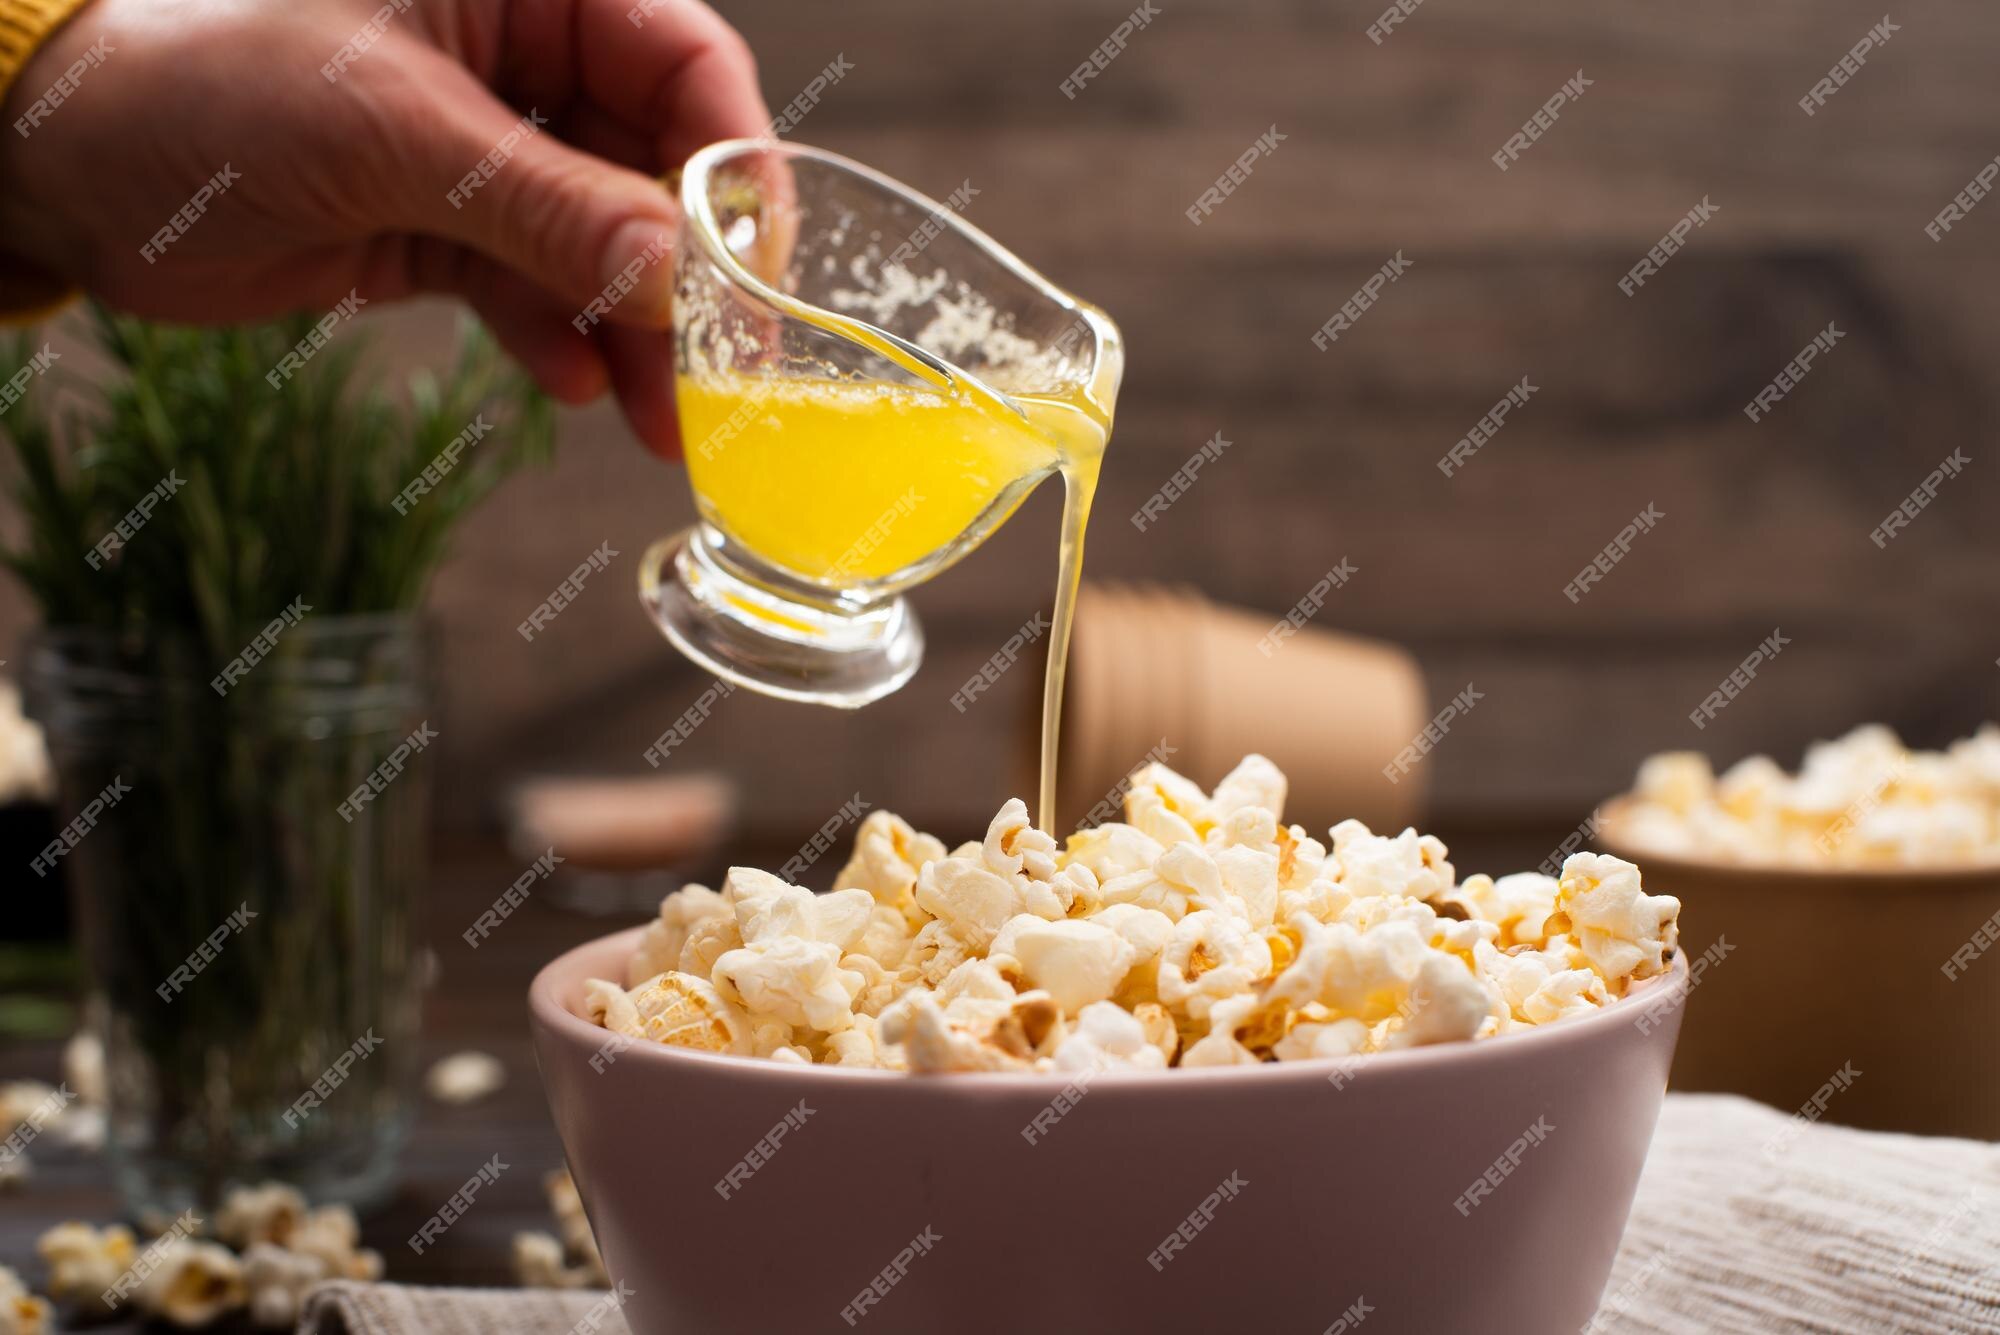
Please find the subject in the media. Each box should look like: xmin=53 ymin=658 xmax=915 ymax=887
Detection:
xmin=0 ymin=0 xmax=95 ymax=324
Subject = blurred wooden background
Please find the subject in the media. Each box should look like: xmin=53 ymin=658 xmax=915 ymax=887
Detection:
xmin=6 ymin=0 xmax=2000 ymax=861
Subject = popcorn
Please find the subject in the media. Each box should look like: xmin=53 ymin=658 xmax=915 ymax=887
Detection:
xmin=243 ymin=1242 xmax=325 ymax=1329
xmin=545 ymin=1169 xmax=608 ymax=1286
xmin=592 ymin=755 xmax=1680 ymax=1073
xmin=617 ymin=972 xmax=751 ymax=1054
xmin=1178 ymin=993 xmax=1268 ymax=1067
xmin=131 ymin=1238 xmax=246 ymax=1328
xmin=1091 ymin=904 xmax=1175 ymax=965
xmin=511 ymin=1172 xmax=608 ymax=1291
xmin=285 ymin=1205 xmax=382 ymax=1282
xmin=1379 ymin=953 xmax=1492 ymax=1049
xmin=215 ymin=1182 xmax=307 ymax=1249
xmin=712 ymin=936 xmax=862 ymax=1033
xmin=879 ymin=990 xmax=1062 ymax=1074
xmin=1273 ymin=1015 xmax=1369 ymax=1063
xmin=1001 ymin=918 xmax=1135 ymax=1014
xmin=0 ymin=679 xmax=54 ymax=806
xmin=512 ymin=1231 xmax=595 ymax=1290
xmin=915 ymin=801 xmax=1074 ymax=945
xmin=1631 ymin=751 xmax=1714 ymax=814
xmin=1269 ymin=918 xmax=1429 ymax=1024
xmin=1326 ymin=820 xmax=1455 ymax=902
xmin=583 ymin=978 xmax=639 ymax=1034
xmin=1124 ymin=762 xmax=1214 ymax=845
xmin=425 ymin=1051 xmax=506 ymax=1104
xmin=727 ymin=867 xmax=872 ymax=953
xmin=1550 ymin=853 xmax=1680 ymax=984
xmin=1156 ymin=910 xmax=1275 ymax=1024
xmin=715 ymin=868 xmax=869 ymax=1032
xmin=834 ymin=810 xmax=947 ymax=925
xmin=1476 ymin=940 xmax=1608 ymax=1028
xmin=1063 ymin=822 xmax=1165 ymax=884
xmin=1208 ymin=754 xmax=1288 ymax=823
xmin=1612 ymin=724 xmax=2000 ymax=867
xmin=628 ymin=883 xmax=730 ymax=986
xmin=0 ymin=1266 xmax=52 ymax=1335
xmin=1052 ymin=1001 xmax=1168 ymax=1072
xmin=63 ymin=1031 xmax=107 ymax=1111
xmin=35 ymin=1222 xmax=135 ymax=1310
xmin=1443 ymin=872 xmax=1558 ymax=948
xmin=825 ymin=1014 xmax=900 ymax=1069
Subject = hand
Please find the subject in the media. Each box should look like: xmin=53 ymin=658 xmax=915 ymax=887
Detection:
xmin=0 ymin=0 xmax=772 ymax=457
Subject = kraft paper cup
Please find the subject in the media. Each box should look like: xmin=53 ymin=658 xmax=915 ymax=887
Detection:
xmin=1028 ymin=582 xmax=1428 ymax=835
xmin=1601 ymin=802 xmax=2000 ymax=1139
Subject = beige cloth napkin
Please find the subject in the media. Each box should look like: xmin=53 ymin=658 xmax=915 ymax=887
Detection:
xmin=302 ymin=1094 xmax=2000 ymax=1335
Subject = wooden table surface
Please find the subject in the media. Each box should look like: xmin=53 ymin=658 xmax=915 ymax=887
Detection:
xmin=2 ymin=836 xmax=659 ymax=1331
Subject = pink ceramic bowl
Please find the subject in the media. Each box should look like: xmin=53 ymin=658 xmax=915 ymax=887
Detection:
xmin=531 ymin=928 xmax=1688 ymax=1335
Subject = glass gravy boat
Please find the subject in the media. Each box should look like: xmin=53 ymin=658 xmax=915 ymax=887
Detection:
xmin=641 ymin=139 xmax=1123 ymax=708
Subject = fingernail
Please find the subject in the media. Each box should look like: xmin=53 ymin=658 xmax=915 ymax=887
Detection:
xmin=596 ymin=219 xmax=675 ymax=325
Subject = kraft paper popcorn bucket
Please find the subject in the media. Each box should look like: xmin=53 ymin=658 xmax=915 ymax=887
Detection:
xmin=1033 ymin=582 xmax=1428 ymax=834
xmin=1600 ymin=819 xmax=2000 ymax=1139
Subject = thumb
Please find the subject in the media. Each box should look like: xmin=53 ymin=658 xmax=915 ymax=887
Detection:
xmin=404 ymin=81 xmax=679 ymax=328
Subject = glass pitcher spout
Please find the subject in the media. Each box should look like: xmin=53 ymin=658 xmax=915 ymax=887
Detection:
xmin=642 ymin=139 xmax=1123 ymax=708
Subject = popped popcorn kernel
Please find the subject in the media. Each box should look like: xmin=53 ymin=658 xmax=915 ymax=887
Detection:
xmin=1053 ymin=1001 xmax=1168 ymax=1072
xmin=835 ymin=810 xmax=947 ymax=925
xmin=1551 ymin=853 xmax=1680 ymax=984
xmin=243 ymin=1242 xmax=325 ymax=1330
xmin=1613 ymin=724 xmax=2000 ymax=867
xmin=512 ymin=1230 xmax=596 ymax=1290
xmin=215 ymin=1182 xmax=307 ymax=1249
xmin=1004 ymin=918 xmax=1136 ymax=1014
xmin=624 ymin=971 xmax=752 ymax=1053
xmin=593 ymin=757 xmax=1681 ymax=1073
xmin=0 ymin=1266 xmax=52 ymax=1335
xmin=132 ymin=1238 xmax=246 ymax=1329
xmin=628 ymin=883 xmax=730 ymax=986
xmin=425 ymin=1050 xmax=506 ymax=1105
xmin=35 ymin=1222 xmax=135 ymax=1310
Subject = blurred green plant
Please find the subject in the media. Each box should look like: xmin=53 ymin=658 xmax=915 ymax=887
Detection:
xmin=0 ymin=306 xmax=553 ymax=1211
xmin=1 ymin=304 xmax=551 ymax=644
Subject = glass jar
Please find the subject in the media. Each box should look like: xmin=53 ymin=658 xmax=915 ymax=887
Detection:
xmin=24 ymin=616 xmax=429 ymax=1216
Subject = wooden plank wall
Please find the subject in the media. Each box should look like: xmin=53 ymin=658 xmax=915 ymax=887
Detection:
xmin=5 ymin=0 xmax=1999 ymax=859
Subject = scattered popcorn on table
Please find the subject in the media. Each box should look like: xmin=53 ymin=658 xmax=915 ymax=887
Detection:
xmin=207 ymin=1184 xmax=379 ymax=1325
xmin=543 ymin=1169 xmax=608 ymax=1287
xmin=61 ymin=1031 xmax=106 ymax=1113
xmin=511 ymin=1231 xmax=598 ymax=1291
xmin=0 ymin=679 xmax=54 ymax=806
xmin=0 ymin=1266 xmax=52 ymax=1335
xmin=131 ymin=1238 xmax=246 ymax=1329
xmin=1611 ymin=724 xmax=2000 ymax=867
xmin=242 ymin=1243 xmax=325 ymax=1330
xmin=283 ymin=1205 xmax=382 ymax=1284
xmin=34 ymin=1222 xmax=134 ymax=1314
xmin=586 ymin=756 xmax=1681 ymax=1071
xmin=215 ymin=1182 xmax=307 ymax=1250
xmin=425 ymin=1050 xmax=507 ymax=1104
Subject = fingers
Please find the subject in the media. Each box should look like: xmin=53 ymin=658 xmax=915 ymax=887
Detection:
xmin=598 ymin=322 xmax=682 ymax=458
xmin=393 ymin=55 xmax=679 ymax=329
xmin=574 ymin=0 xmax=772 ymax=166
xmin=388 ymin=232 xmax=678 ymax=452
xmin=385 ymin=235 xmax=610 ymax=404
